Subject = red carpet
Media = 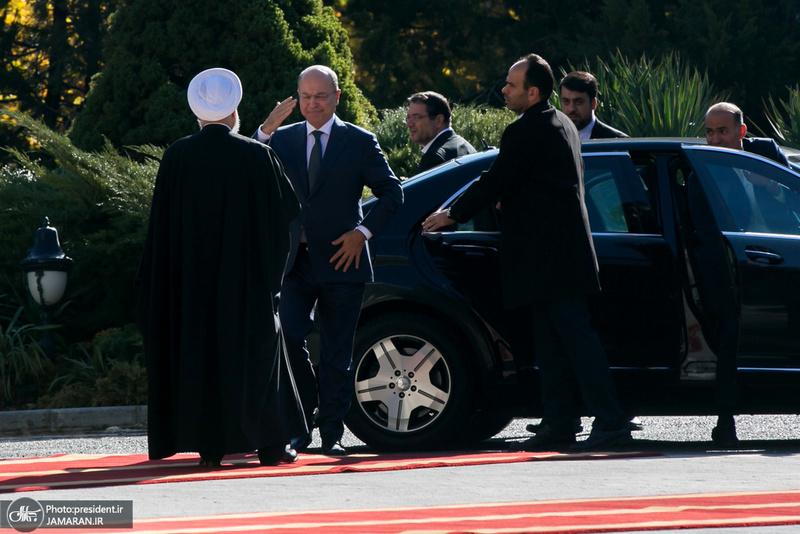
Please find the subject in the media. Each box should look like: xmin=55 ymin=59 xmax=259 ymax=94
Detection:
xmin=0 ymin=449 xmax=657 ymax=492
xmin=20 ymin=489 xmax=800 ymax=533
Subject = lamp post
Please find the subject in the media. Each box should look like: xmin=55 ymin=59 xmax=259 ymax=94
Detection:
xmin=20 ymin=217 xmax=73 ymax=360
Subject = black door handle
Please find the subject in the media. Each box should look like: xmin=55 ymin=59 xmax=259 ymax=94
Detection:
xmin=745 ymin=247 xmax=784 ymax=265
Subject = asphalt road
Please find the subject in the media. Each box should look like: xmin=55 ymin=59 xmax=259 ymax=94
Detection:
xmin=2 ymin=415 xmax=800 ymax=533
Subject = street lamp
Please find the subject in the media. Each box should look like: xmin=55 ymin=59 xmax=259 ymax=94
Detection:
xmin=20 ymin=217 xmax=73 ymax=360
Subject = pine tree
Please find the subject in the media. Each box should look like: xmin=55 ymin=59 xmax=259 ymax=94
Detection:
xmin=70 ymin=0 xmax=372 ymax=150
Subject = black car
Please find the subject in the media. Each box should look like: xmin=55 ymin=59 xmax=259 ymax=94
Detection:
xmin=344 ymin=138 xmax=800 ymax=451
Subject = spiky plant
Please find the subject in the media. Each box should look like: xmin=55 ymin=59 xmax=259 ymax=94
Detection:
xmin=562 ymin=51 xmax=729 ymax=138
xmin=760 ymin=86 xmax=800 ymax=149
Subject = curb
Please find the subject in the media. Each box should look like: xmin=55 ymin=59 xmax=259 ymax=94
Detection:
xmin=0 ymin=406 xmax=147 ymax=436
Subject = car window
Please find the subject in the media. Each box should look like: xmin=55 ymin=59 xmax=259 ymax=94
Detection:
xmin=685 ymin=147 xmax=800 ymax=235
xmin=585 ymin=168 xmax=627 ymax=232
xmin=444 ymin=153 xmax=655 ymax=234
xmin=451 ymin=203 xmax=498 ymax=232
xmin=584 ymin=154 xmax=656 ymax=234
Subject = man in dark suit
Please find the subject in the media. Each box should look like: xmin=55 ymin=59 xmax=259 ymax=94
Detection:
xmin=559 ymin=71 xmax=628 ymax=140
xmin=254 ymin=65 xmax=403 ymax=456
xmin=423 ymin=54 xmax=631 ymax=452
xmin=406 ymin=91 xmax=476 ymax=173
xmin=536 ymin=64 xmax=640 ymax=440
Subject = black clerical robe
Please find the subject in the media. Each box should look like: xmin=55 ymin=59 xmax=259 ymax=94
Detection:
xmin=136 ymin=124 xmax=306 ymax=460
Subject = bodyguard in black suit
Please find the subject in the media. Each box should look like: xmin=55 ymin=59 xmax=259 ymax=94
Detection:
xmin=406 ymin=91 xmax=476 ymax=173
xmin=550 ymin=70 xmax=643 ymax=436
xmin=559 ymin=71 xmax=629 ymax=140
xmin=423 ymin=54 xmax=631 ymax=452
xmin=255 ymin=66 xmax=403 ymax=455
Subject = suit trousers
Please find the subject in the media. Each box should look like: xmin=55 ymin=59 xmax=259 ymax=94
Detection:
xmin=532 ymin=297 xmax=628 ymax=434
xmin=279 ymin=246 xmax=366 ymax=444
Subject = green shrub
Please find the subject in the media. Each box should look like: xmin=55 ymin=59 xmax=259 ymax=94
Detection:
xmin=1 ymin=110 xmax=159 ymax=344
xmin=37 ymin=325 xmax=146 ymax=408
xmin=451 ymin=104 xmax=516 ymax=151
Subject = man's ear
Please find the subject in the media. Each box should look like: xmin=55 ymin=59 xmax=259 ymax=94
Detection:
xmin=739 ymin=123 xmax=747 ymax=139
xmin=591 ymin=97 xmax=598 ymax=111
xmin=528 ymin=85 xmax=540 ymax=104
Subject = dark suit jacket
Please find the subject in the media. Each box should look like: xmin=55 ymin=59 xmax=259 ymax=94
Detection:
xmin=264 ymin=116 xmax=403 ymax=284
xmin=448 ymin=100 xmax=600 ymax=309
xmin=590 ymin=119 xmax=629 ymax=139
xmin=417 ymin=129 xmax=476 ymax=173
xmin=742 ymin=137 xmax=789 ymax=167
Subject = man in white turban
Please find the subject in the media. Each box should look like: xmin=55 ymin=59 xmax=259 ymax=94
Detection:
xmin=187 ymin=67 xmax=243 ymax=132
xmin=137 ymin=67 xmax=307 ymax=467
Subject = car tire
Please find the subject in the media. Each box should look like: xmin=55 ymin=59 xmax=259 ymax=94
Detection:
xmin=346 ymin=313 xmax=473 ymax=451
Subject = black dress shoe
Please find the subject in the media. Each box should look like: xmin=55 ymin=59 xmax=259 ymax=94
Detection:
xmin=569 ymin=429 xmax=633 ymax=452
xmin=282 ymin=445 xmax=299 ymax=463
xmin=198 ymin=451 xmax=223 ymax=467
xmin=321 ymin=441 xmax=347 ymax=456
xmin=511 ymin=425 xmax=576 ymax=451
xmin=257 ymin=445 xmax=287 ymax=466
xmin=526 ymin=419 xmax=584 ymax=435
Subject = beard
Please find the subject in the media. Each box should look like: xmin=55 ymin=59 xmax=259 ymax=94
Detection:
xmin=230 ymin=111 xmax=240 ymax=134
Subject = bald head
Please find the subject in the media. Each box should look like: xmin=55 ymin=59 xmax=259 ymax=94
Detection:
xmin=705 ymin=102 xmax=746 ymax=150
xmin=297 ymin=65 xmax=341 ymax=129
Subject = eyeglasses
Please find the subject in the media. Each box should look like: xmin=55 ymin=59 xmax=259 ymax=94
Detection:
xmin=299 ymin=92 xmax=331 ymax=102
xmin=404 ymin=114 xmax=430 ymax=123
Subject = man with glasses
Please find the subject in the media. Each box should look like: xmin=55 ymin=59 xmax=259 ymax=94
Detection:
xmin=406 ymin=91 xmax=476 ymax=173
xmin=255 ymin=65 xmax=402 ymax=456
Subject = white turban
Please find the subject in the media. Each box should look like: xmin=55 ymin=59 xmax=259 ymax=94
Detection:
xmin=187 ymin=68 xmax=243 ymax=121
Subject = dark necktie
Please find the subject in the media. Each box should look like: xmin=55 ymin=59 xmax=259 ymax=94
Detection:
xmin=308 ymin=130 xmax=323 ymax=191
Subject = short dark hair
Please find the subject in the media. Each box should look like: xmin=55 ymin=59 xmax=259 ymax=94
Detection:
xmin=517 ymin=53 xmax=555 ymax=100
xmin=407 ymin=91 xmax=452 ymax=126
xmin=559 ymin=71 xmax=599 ymax=100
